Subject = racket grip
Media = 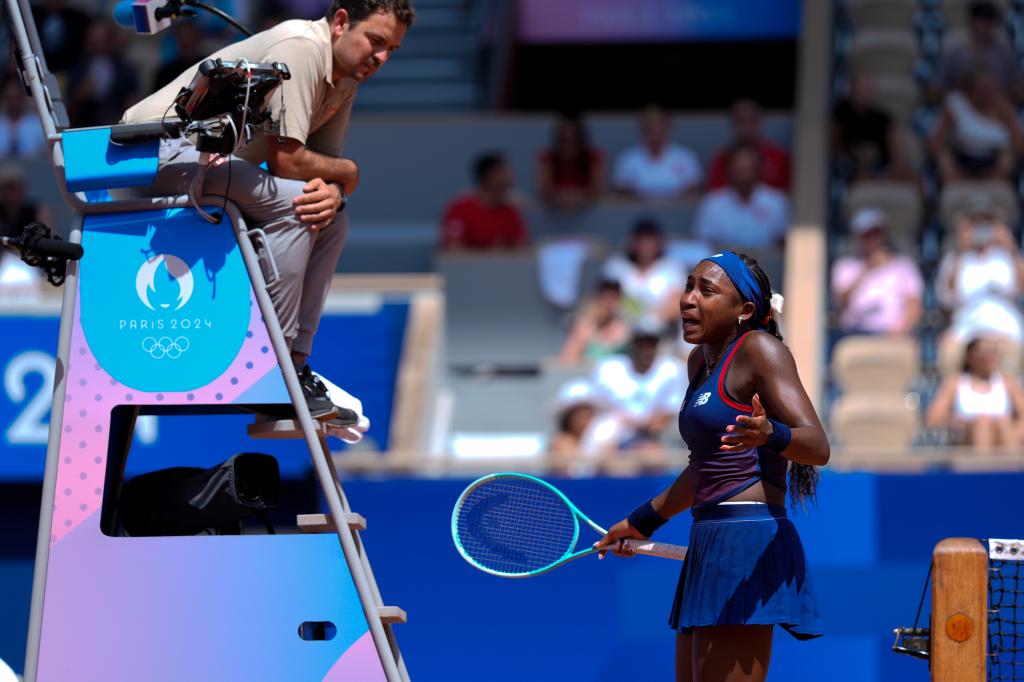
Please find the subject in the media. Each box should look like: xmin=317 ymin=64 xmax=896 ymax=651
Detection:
xmin=621 ymin=539 xmax=687 ymax=561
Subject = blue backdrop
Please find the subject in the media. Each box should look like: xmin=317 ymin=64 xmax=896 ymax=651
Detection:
xmin=0 ymin=471 xmax=1019 ymax=678
xmin=0 ymin=305 xmax=407 ymax=481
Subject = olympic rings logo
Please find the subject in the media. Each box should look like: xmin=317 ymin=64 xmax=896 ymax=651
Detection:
xmin=141 ymin=336 xmax=191 ymax=359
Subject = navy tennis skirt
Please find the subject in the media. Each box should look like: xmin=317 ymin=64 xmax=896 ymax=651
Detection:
xmin=668 ymin=503 xmax=823 ymax=640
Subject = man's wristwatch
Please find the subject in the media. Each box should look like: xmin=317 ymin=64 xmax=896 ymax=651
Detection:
xmin=329 ymin=182 xmax=347 ymax=212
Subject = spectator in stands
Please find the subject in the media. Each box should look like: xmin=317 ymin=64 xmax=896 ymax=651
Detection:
xmin=0 ymin=78 xmax=47 ymax=159
xmin=926 ymin=336 xmax=1024 ymax=450
xmin=0 ymin=162 xmax=52 ymax=243
xmin=831 ymin=207 xmax=923 ymax=337
xmin=153 ymin=21 xmax=206 ymax=91
xmin=708 ymin=98 xmax=791 ymax=192
xmin=67 ymin=19 xmax=138 ymax=128
xmin=831 ymin=73 xmax=912 ymax=182
xmin=591 ymin=323 xmax=686 ymax=454
xmin=0 ymin=162 xmax=52 ymax=286
xmin=536 ymin=112 xmax=605 ymax=210
xmin=440 ymin=151 xmax=528 ymax=250
xmin=929 ymin=64 xmax=1024 ymax=183
xmin=612 ymin=106 xmax=702 ymax=200
xmin=550 ymin=381 xmax=600 ymax=457
xmin=695 ymin=142 xmax=790 ymax=251
xmin=560 ymin=279 xmax=631 ymax=365
xmin=602 ymin=218 xmax=684 ymax=326
xmin=936 ymin=196 xmax=1024 ymax=349
xmin=30 ymin=0 xmax=91 ymax=77
xmin=933 ymin=0 xmax=1023 ymax=101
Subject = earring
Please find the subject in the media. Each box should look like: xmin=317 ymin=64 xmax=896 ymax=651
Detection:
xmin=737 ymin=317 xmax=743 ymax=325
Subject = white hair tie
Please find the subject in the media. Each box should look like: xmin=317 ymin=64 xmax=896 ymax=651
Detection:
xmin=770 ymin=292 xmax=785 ymax=316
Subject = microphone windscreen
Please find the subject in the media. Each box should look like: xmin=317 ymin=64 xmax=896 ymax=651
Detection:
xmin=112 ymin=0 xmax=135 ymax=28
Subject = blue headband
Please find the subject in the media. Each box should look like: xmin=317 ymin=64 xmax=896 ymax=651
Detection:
xmin=700 ymin=251 xmax=768 ymax=324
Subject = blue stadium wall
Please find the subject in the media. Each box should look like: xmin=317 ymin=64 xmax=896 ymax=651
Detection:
xmin=1 ymin=471 xmax=1020 ymax=679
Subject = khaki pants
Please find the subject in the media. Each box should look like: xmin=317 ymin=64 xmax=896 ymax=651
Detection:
xmin=131 ymin=138 xmax=348 ymax=356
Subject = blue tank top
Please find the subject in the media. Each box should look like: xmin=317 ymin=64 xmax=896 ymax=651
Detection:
xmin=678 ymin=331 xmax=789 ymax=508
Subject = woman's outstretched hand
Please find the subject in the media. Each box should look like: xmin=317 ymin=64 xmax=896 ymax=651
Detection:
xmin=593 ymin=519 xmax=648 ymax=559
xmin=720 ymin=393 xmax=773 ymax=451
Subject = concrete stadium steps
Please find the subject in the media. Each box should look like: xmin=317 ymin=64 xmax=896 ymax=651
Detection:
xmin=354 ymin=82 xmax=480 ymax=110
xmin=353 ymin=4 xmax=484 ymax=111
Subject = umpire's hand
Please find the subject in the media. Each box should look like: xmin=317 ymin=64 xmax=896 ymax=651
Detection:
xmin=294 ymin=178 xmax=345 ymax=231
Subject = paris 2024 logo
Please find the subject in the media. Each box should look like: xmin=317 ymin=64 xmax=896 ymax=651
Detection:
xmin=79 ymin=210 xmax=252 ymax=392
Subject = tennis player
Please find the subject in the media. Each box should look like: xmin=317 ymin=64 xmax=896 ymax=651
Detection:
xmin=597 ymin=251 xmax=828 ymax=682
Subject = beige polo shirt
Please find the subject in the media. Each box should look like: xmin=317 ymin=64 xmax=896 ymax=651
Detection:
xmin=121 ymin=18 xmax=356 ymax=165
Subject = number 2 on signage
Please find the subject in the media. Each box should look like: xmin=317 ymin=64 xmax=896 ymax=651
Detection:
xmin=5 ymin=351 xmax=56 ymax=445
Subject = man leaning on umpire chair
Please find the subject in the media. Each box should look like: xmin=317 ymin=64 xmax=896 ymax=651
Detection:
xmin=119 ymin=0 xmax=415 ymax=439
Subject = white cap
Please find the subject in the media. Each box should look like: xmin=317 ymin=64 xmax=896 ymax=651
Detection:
xmin=554 ymin=379 xmax=596 ymax=412
xmin=850 ymin=207 xmax=886 ymax=235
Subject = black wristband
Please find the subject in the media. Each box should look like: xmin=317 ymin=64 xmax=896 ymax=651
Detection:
xmin=766 ymin=418 xmax=792 ymax=453
xmin=626 ymin=499 xmax=668 ymax=538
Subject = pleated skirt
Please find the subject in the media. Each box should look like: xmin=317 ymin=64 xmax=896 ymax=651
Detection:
xmin=668 ymin=502 xmax=823 ymax=640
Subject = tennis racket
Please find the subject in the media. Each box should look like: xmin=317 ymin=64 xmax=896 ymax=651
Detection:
xmin=451 ymin=472 xmax=687 ymax=578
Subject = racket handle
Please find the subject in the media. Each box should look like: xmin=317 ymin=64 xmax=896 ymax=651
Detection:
xmin=621 ymin=539 xmax=687 ymax=561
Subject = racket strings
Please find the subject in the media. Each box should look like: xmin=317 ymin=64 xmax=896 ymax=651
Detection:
xmin=456 ymin=478 xmax=578 ymax=575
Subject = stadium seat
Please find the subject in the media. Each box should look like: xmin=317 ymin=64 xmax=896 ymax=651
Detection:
xmin=845 ymin=181 xmax=922 ymax=239
xmin=898 ymin=127 xmax=925 ymax=173
xmin=848 ymin=0 xmax=917 ymax=31
xmin=438 ymin=251 xmax=569 ymax=367
xmin=940 ymin=0 xmax=1010 ymax=30
xmin=833 ymin=335 xmax=920 ymax=392
xmin=869 ymin=73 xmax=919 ymax=124
xmin=941 ymin=23 xmax=1010 ymax=50
xmin=938 ymin=180 xmax=1019 ymax=228
xmin=850 ymin=29 xmax=920 ymax=77
xmin=831 ymin=392 xmax=919 ymax=448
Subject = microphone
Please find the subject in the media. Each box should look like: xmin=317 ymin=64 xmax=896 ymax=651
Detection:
xmin=0 ymin=234 xmax=83 ymax=262
xmin=112 ymin=0 xmax=183 ymax=35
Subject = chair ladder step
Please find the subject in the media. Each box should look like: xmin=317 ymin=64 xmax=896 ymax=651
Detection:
xmin=247 ymin=418 xmax=327 ymax=440
xmin=377 ymin=606 xmax=407 ymax=624
xmin=297 ymin=512 xmax=367 ymax=533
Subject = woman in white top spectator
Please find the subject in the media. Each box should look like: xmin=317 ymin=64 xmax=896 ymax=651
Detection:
xmin=602 ymin=218 xmax=684 ymax=326
xmin=929 ymin=64 xmax=1024 ymax=183
xmin=926 ymin=336 xmax=1024 ymax=450
xmin=612 ymin=106 xmax=702 ymax=200
xmin=936 ymin=196 xmax=1024 ymax=347
xmin=831 ymin=207 xmax=923 ymax=336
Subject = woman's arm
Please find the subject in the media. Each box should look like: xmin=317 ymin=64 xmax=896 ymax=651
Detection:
xmin=651 ymin=466 xmax=696 ymax=518
xmin=559 ymin=316 xmax=594 ymax=364
xmin=1002 ymin=374 xmax=1024 ymax=422
xmin=925 ymin=376 xmax=958 ymax=428
xmin=928 ymin=107 xmax=961 ymax=182
xmin=721 ymin=333 xmax=830 ymax=466
xmin=899 ymin=294 xmax=923 ymax=334
xmin=594 ymin=467 xmax=695 ymax=557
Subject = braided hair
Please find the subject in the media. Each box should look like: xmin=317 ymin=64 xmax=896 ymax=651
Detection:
xmin=739 ymin=253 xmax=819 ymax=507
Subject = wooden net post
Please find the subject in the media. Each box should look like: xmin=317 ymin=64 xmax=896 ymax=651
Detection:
xmin=932 ymin=537 xmax=988 ymax=682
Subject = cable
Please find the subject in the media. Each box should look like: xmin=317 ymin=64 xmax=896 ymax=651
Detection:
xmin=183 ymin=0 xmax=252 ymax=36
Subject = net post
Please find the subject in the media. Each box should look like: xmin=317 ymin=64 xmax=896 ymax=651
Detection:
xmin=931 ymin=537 xmax=988 ymax=682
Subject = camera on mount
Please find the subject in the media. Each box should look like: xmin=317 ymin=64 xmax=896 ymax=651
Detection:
xmin=174 ymin=58 xmax=291 ymax=154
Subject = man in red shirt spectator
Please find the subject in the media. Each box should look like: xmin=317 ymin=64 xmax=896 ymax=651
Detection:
xmin=707 ymin=98 xmax=791 ymax=192
xmin=440 ymin=152 xmax=529 ymax=249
